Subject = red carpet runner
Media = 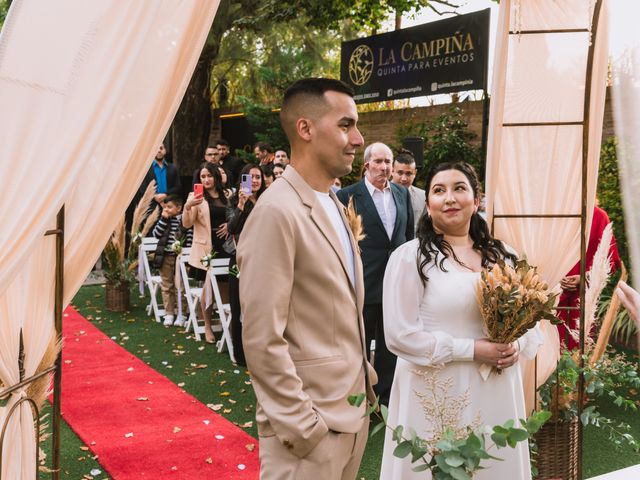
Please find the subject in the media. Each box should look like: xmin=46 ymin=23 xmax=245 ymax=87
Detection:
xmin=59 ymin=307 xmax=259 ymax=479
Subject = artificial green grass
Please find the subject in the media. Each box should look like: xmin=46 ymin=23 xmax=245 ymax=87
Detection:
xmin=38 ymin=403 xmax=106 ymax=479
xmin=51 ymin=284 xmax=639 ymax=479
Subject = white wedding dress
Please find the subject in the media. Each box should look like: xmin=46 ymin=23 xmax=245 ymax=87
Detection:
xmin=379 ymin=239 xmax=542 ymax=480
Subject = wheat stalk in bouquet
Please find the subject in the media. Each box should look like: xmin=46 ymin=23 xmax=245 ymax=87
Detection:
xmin=476 ymin=258 xmax=559 ymax=373
xmin=345 ymin=196 xmax=365 ymax=254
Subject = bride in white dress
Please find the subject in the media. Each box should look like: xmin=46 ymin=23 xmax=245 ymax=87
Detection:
xmin=379 ymin=161 xmax=542 ymax=480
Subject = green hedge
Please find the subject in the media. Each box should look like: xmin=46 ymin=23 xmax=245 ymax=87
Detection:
xmin=597 ymin=136 xmax=628 ymax=270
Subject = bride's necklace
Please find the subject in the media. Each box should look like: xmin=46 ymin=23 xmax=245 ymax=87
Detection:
xmin=450 ymin=243 xmax=481 ymax=272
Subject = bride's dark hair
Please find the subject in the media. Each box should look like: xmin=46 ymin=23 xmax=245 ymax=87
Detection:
xmin=417 ymin=161 xmax=517 ymax=285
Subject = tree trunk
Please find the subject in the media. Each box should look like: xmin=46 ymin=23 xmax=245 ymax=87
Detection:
xmin=169 ymin=0 xmax=231 ymax=176
xmin=171 ymin=58 xmax=213 ymax=176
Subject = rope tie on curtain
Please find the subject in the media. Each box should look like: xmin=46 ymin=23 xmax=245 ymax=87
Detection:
xmin=15 ymin=330 xmax=27 ymax=400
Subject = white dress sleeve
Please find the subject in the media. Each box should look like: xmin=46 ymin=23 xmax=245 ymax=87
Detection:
xmin=516 ymin=324 xmax=544 ymax=359
xmin=383 ymin=241 xmax=475 ymax=366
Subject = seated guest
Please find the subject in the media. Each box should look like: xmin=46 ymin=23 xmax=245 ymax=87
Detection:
xmin=152 ymin=195 xmax=193 ymax=327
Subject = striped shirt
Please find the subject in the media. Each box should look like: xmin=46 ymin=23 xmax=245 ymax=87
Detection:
xmin=152 ymin=214 xmax=193 ymax=252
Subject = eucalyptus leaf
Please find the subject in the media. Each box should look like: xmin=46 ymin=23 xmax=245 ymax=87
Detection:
xmin=393 ymin=440 xmax=413 ymax=459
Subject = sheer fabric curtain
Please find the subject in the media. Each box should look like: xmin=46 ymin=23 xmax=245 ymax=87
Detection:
xmin=485 ymin=0 xmax=609 ymax=410
xmin=0 ymin=1 xmax=219 ymax=477
xmin=609 ymin=0 xmax=640 ymax=285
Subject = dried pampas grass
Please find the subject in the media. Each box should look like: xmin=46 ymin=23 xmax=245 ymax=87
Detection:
xmin=140 ymin=206 xmax=160 ymax=238
xmin=570 ymin=223 xmax=613 ymax=348
xmin=26 ymin=332 xmax=62 ymax=408
xmin=130 ymin=180 xmax=157 ymax=239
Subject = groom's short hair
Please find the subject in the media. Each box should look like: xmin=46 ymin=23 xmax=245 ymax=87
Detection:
xmin=280 ymin=78 xmax=355 ymax=140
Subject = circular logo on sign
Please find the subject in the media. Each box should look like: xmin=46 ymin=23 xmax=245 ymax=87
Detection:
xmin=348 ymin=45 xmax=374 ymax=86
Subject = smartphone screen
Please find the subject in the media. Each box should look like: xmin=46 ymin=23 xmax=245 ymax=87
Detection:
xmin=241 ymin=174 xmax=252 ymax=194
xmin=193 ymin=183 xmax=203 ymax=198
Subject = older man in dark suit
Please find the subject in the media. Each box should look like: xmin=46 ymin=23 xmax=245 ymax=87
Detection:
xmin=337 ymin=142 xmax=414 ymax=406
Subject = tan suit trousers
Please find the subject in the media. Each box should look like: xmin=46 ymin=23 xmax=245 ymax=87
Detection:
xmin=258 ymin=420 xmax=369 ymax=480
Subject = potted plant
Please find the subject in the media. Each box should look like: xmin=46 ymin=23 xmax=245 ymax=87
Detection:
xmin=102 ymin=182 xmax=158 ymax=311
xmin=535 ymin=348 xmax=639 ymax=479
xmin=535 ymin=226 xmax=638 ymax=479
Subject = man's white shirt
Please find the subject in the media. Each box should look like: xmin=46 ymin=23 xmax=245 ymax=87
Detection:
xmin=315 ymin=191 xmax=356 ymax=287
xmin=364 ymin=176 xmax=396 ymax=239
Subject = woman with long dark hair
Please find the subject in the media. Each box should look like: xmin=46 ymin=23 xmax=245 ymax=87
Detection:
xmin=226 ymin=164 xmax=266 ymax=365
xmin=379 ymin=161 xmax=542 ymax=479
xmin=183 ymin=162 xmax=230 ymax=343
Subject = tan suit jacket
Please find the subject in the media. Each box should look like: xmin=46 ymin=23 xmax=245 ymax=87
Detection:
xmin=237 ymin=166 xmax=376 ymax=459
xmin=409 ymin=185 xmax=426 ymax=231
xmin=182 ymin=193 xmax=211 ymax=270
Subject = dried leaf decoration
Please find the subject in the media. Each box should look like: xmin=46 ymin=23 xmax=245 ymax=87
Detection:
xmin=344 ymin=196 xmax=365 ymax=254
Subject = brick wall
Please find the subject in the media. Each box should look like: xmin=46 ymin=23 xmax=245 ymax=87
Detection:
xmin=211 ymin=87 xmax=616 ymax=152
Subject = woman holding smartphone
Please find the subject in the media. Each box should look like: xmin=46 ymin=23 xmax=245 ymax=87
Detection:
xmin=226 ymin=164 xmax=266 ymax=365
xmin=183 ymin=162 xmax=230 ymax=343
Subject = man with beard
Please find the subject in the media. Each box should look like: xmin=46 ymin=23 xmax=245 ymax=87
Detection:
xmin=136 ymin=142 xmax=182 ymax=210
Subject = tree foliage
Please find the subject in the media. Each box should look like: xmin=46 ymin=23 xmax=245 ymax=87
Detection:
xmin=597 ymin=136 xmax=628 ymax=269
xmin=0 ymin=0 xmax=10 ymax=30
xmin=211 ymin=15 xmax=341 ymax=108
xmin=172 ymin=0 xmax=464 ymax=174
xmin=235 ymin=0 xmax=460 ymax=32
xmin=396 ymin=105 xmax=482 ymax=183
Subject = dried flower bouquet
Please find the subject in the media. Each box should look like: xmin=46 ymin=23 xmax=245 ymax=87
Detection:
xmin=476 ymin=258 xmax=559 ymax=374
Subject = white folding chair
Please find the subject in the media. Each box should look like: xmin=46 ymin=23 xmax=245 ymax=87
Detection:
xmin=178 ymin=249 xmax=224 ymax=342
xmin=140 ymin=237 xmax=164 ymax=322
xmin=208 ymin=258 xmax=235 ymax=362
xmin=178 ymin=247 xmax=205 ymax=340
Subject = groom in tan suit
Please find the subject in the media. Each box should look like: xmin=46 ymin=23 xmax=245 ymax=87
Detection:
xmin=237 ymin=78 xmax=376 ymax=480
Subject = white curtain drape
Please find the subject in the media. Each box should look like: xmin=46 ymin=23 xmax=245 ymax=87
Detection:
xmin=485 ymin=0 xmax=609 ymax=410
xmin=0 ymin=1 xmax=219 ymax=477
xmin=609 ymin=0 xmax=640 ymax=286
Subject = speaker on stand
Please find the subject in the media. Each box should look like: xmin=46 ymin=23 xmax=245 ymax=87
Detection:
xmin=401 ymin=137 xmax=425 ymax=169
